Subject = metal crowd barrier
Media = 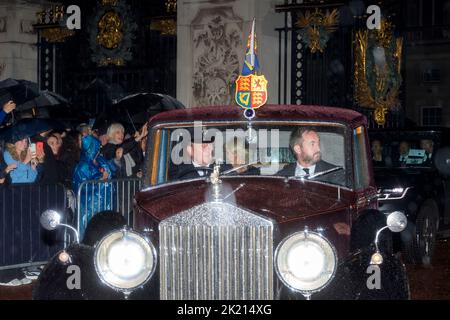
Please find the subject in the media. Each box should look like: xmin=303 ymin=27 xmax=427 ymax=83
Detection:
xmin=76 ymin=178 xmax=142 ymax=236
xmin=0 ymin=183 xmax=72 ymax=269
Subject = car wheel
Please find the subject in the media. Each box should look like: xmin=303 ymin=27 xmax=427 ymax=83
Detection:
xmin=81 ymin=211 xmax=127 ymax=247
xmin=402 ymin=201 xmax=439 ymax=266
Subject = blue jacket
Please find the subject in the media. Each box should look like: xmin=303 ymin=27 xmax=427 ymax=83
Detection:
xmin=2 ymin=150 xmax=38 ymax=184
xmin=0 ymin=110 xmax=7 ymax=125
xmin=73 ymin=135 xmax=116 ymax=192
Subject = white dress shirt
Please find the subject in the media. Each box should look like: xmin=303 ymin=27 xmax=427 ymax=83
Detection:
xmin=192 ymin=161 xmax=207 ymax=176
xmin=295 ymin=163 xmax=316 ymax=177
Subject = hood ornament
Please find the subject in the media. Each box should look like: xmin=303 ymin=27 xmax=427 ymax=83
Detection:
xmin=210 ymin=163 xmax=223 ymax=202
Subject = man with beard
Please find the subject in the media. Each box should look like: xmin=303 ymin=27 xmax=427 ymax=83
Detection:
xmin=276 ymin=127 xmax=344 ymax=185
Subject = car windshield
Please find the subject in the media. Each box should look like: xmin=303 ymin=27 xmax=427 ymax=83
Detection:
xmin=370 ymin=134 xmax=436 ymax=168
xmin=146 ymin=122 xmax=352 ymax=188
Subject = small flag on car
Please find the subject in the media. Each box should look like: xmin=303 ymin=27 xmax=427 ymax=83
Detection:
xmin=235 ymin=18 xmax=268 ymax=120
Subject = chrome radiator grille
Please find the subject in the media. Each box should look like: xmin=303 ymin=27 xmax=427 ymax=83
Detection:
xmin=159 ymin=202 xmax=273 ymax=300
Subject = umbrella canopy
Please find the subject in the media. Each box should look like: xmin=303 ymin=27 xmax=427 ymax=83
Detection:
xmin=17 ymin=90 xmax=70 ymax=111
xmin=0 ymin=118 xmax=66 ymax=143
xmin=113 ymin=92 xmax=185 ymax=113
xmin=111 ymin=93 xmax=186 ymax=130
xmin=0 ymin=78 xmax=40 ymax=106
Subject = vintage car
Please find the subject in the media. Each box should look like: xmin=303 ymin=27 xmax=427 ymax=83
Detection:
xmin=369 ymin=128 xmax=450 ymax=266
xmin=34 ymin=105 xmax=410 ymax=300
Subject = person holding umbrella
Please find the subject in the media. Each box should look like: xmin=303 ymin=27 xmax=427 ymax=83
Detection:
xmin=0 ymin=100 xmax=16 ymax=125
xmin=0 ymin=118 xmax=66 ymax=183
xmin=101 ymin=123 xmax=147 ymax=178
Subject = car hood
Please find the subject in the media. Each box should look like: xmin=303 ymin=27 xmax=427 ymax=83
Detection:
xmin=373 ymin=167 xmax=431 ymax=190
xmin=135 ymin=177 xmax=353 ymax=224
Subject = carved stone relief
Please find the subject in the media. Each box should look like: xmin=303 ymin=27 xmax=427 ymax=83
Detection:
xmin=191 ymin=7 xmax=243 ymax=106
xmin=20 ymin=20 xmax=35 ymax=34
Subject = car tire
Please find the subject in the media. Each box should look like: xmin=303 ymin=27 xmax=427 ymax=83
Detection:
xmin=401 ymin=200 xmax=439 ymax=266
xmin=81 ymin=211 xmax=127 ymax=247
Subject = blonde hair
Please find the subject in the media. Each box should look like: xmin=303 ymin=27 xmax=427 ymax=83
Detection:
xmin=5 ymin=143 xmax=27 ymax=162
xmin=106 ymin=123 xmax=125 ymax=143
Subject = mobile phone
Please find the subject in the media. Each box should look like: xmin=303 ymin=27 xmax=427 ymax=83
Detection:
xmin=36 ymin=142 xmax=44 ymax=155
xmin=29 ymin=143 xmax=36 ymax=154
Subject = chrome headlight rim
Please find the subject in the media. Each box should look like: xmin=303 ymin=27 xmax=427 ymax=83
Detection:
xmin=274 ymin=230 xmax=338 ymax=295
xmin=94 ymin=227 xmax=157 ymax=293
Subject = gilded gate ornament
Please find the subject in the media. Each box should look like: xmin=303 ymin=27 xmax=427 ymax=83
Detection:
xmin=295 ymin=8 xmax=339 ymax=53
xmin=97 ymin=11 xmax=123 ymax=49
xmin=354 ymin=20 xmax=403 ymax=126
xmin=88 ymin=0 xmax=137 ymax=67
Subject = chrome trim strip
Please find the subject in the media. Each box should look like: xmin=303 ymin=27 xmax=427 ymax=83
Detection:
xmin=378 ymin=187 xmax=412 ymax=201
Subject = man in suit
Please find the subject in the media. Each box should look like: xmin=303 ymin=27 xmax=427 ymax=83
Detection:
xmin=276 ymin=127 xmax=345 ymax=185
xmin=169 ymin=128 xmax=216 ymax=180
xmin=397 ymin=141 xmax=410 ymax=166
xmin=420 ymin=139 xmax=434 ymax=166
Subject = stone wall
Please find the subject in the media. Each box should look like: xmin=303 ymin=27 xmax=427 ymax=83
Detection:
xmin=0 ymin=0 xmax=48 ymax=82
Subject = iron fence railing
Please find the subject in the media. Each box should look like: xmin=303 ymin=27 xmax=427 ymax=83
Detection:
xmin=0 ymin=183 xmax=70 ymax=268
xmin=76 ymin=178 xmax=142 ymax=236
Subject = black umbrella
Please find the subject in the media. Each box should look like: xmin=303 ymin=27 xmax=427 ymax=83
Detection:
xmin=0 ymin=78 xmax=40 ymax=106
xmin=17 ymin=90 xmax=70 ymax=111
xmin=0 ymin=118 xmax=66 ymax=143
xmin=114 ymin=93 xmax=185 ymax=113
xmin=112 ymin=92 xmax=185 ymax=130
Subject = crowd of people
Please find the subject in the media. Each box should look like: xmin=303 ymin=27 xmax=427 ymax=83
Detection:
xmin=0 ymin=100 xmax=148 ymax=191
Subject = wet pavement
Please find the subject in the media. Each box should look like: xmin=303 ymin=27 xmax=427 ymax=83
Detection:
xmin=406 ymin=239 xmax=450 ymax=300
xmin=1 ymin=240 xmax=449 ymax=300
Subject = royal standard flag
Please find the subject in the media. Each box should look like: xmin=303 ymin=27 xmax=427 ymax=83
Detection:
xmin=235 ymin=18 xmax=267 ymax=120
xmin=242 ymin=19 xmax=260 ymax=76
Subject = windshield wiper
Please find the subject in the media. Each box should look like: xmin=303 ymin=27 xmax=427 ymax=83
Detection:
xmin=306 ymin=166 xmax=344 ymax=180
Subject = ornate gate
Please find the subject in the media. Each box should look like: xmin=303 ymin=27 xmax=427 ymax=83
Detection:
xmin=275 ymin=0 xmax=406 ymax=129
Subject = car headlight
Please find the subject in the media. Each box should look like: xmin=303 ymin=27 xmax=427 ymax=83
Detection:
xmin=275 ymin=230 xmax=337 ymax=295
xmin=94 ymin=228 xmax=156 ymax=292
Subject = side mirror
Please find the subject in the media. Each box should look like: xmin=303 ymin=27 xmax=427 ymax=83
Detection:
xmin=435 ymin=147 xmax=450 ymax=176
xmin=40 ymin=209 xmax=79 ymax=243
xmin=40 ymin=209 xmax=62 ymax=231
xmin=371 ymin=211 xmax=408 ymax=265
xmin=386 ymin=211 xmax=407 ymax=232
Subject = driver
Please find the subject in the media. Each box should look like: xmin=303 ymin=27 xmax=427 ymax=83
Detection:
xmin=169 ymin=129 xmax=215 ymax=180
xmin=276 ymin=127 xmax=344 ymax=184
xmin=420 ymin=139 xmax=434 ymax=165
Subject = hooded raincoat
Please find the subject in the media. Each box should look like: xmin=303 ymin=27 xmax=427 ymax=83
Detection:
xmin=73 ymin=135 xmax=116 ymax=238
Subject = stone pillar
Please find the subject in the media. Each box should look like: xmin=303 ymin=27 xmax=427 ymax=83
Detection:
xmin=0 ymin=0 xmax=47 ymax=82
xmin=177 ymin=0 xmax=287 ymax=108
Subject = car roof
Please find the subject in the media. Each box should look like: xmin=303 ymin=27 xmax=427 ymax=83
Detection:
xmin=369 ymin=127 xmax=450 ymax=145
xmin=148 ymin=104 xmax=367 ymax=128
xmin=369 ymin=127 xmax=450 ymax=138
xmin=369 ymin=126 xmax=450 ymax=133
